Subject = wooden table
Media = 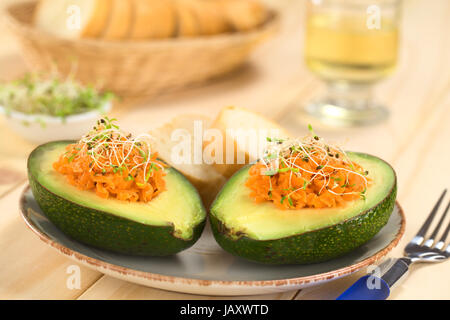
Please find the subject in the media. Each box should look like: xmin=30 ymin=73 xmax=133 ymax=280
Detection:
xmin=0 ymin=0 xmax=449 ymax=300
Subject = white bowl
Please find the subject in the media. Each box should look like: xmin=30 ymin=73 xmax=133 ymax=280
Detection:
xmin=0 ymin=102 xmax=112 ymax=144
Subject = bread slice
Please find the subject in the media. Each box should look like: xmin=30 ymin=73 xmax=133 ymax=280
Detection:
xmin=34 ymin=0 xmax=111 ymax=38
xmin=101 ymin=0 xmax=133 ymax=40
xmin=203 ymin=106 xmax=292 ymax=178
xmin=174 ymin=0 xmax=200 ymax=37
xmin=130 ymin=0 xmax=176 ymax=39
xmin=150 ymin=114 xmax=226 ymax=207
xmin=185 ymin=0 xmax=230 ymax=35
xmin=82 ymin=0 xmax=111 ymax=38
xmin=220 ymin=0 xmax=269 ymax=32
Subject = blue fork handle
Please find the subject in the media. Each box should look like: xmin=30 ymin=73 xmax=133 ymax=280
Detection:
xmin=337 ymin=259 xmax=411 ymax=300
xmin=336 ymin=275 xmax=390 ymax=300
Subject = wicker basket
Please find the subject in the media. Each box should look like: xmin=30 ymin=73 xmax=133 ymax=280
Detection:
xmin=3 ymin=1 xmax=279 ymax=99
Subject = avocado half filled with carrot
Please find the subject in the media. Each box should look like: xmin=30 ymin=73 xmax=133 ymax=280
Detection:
xmin=210 ymin=128 xmax=397 ymax=264
xmin=27 ymin=118 xmax=206 ymax=256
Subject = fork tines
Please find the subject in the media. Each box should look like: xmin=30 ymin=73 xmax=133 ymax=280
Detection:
xmin=412 ymin=189 xmax=450 ymax=252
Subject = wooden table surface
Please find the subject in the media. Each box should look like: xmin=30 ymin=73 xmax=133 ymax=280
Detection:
xmin=0 ymin=0 xmax=449 ymax=300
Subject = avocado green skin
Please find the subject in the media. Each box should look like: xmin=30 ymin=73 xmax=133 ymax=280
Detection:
xmin=28 ymin=142 xmax=206 ymax=256
xmin=210 ymin=164 xmax=397 ymax=265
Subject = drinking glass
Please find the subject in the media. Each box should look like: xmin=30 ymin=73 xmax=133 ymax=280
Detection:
xmin=304 ymin=0 xmax=402 ymax=126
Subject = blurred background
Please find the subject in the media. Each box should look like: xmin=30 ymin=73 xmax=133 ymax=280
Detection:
xmin=1 ymin=0 xmax=447 ymax=143
xmin=1 ymin=0 xmax=448 ymax=168
xmin=0 ymin=0 xmax=449 ymax=299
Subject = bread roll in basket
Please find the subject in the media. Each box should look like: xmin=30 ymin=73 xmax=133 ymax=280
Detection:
xmin=3 ymin=0 xmax=279 ymax=99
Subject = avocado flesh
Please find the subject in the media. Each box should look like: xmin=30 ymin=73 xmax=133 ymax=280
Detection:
xmin=28 ymin=141 xmax=206 ymax=256
xmin=210 ymin=152 xmax=397 ymax=264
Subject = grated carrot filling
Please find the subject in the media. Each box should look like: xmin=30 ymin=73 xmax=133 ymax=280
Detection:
xmin=53 ymin=118 xmax=167 ymax=203
xmin=245 ymin=134 xmax=369 ymax=210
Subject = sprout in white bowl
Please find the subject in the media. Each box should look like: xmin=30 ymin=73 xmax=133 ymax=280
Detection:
xmin=0 ymin=73 xmax=114 ymax=144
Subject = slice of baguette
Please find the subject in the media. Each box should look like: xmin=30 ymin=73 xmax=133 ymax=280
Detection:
xmin=174 ymin=0 xmax=200 ymax=37
xmin=185 ymin=0 xmax=231 ymax=35
xmin=82 ymin=0 xmax=111 ymax=38
xmin=203 ymin=106 xmax=292 ymax=178
xmin=101 ymin=0 xmax=134 ymax=40
xmin=130 ymin=0 xmax=176 ymax=39
xmin=150 ymin=114 xmax=226 ymax=207
xmin=34 ymin=0 xmax=111 ymax=38
xmin=220 ymin=0 xmax=269 ymax=32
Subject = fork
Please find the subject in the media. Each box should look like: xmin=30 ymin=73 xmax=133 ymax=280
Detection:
xmin=337 ymin=189 xmax=450 ymax=300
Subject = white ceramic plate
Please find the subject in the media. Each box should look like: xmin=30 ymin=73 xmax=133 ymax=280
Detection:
xmin=20 ymin=186 xmax=405 ymax=296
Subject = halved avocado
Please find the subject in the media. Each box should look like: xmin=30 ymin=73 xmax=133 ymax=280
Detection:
xmin=210 ymin=152 xmax=397 ymax=264
xmin=28 ymin=141 xmax=206 ymax=256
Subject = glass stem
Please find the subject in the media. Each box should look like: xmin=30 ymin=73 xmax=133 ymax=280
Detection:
xmin=305 ymin=81 xmax=388 ymax=126
xmin=325 ymin=81 xmax=374 ymax=111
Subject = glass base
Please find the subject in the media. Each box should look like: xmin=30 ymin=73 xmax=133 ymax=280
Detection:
xmin=304 ymin=81 xmax=389 ymax=127
xmin=305 ymin=101 xmax=389 ymax=127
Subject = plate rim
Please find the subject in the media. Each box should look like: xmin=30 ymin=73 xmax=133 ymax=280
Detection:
xmin=20 ymin=185 xmax=406 ymax=288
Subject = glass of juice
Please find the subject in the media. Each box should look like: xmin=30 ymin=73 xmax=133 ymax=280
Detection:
xmin=304 ymin=0 xmax=401 ymax=126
